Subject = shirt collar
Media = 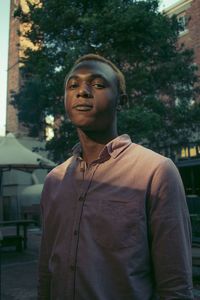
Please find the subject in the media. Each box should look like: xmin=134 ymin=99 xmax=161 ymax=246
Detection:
xmin=106 ymin=134 xmax=132 ymax=158
xmin=72 ymin=134 xmax=132 ymax=162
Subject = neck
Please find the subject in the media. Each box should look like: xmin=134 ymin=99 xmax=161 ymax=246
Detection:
xmin=77 ymin=128 xmax=118 ymax=164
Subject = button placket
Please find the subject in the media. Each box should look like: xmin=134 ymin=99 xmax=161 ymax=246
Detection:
xmin=68 ymin=162 xmax=100 ymax=299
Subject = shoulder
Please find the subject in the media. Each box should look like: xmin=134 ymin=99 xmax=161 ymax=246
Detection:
xmin=44 ymin=156 xmax=74 ymax=186
xmin=133 ymin=147 xmax=187 ymax=214
xmin=137 ymin=144 xmax=180 ymax=178
xmin=133 ymin=144 xmax=166 ymax=162
xmin=40 ymin=156 xmax=75 ymax=204
xmin=127 ymin=143 xmax=171 ymax=171
xmin=126 ymin=143 xmax=183 ymax=189
xmin=135 ymin=147 xmax=185 ymax=202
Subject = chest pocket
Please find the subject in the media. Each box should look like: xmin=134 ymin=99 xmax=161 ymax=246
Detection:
xmin=93 ymin=198 xmax=139 ymax=250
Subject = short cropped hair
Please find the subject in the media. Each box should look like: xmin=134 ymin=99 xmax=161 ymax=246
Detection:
xmin=68 ymin=54 xmax=126 ymax=95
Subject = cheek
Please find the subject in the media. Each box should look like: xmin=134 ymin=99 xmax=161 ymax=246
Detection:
xmin=96 ymin=94 xmax=117 ymax=113
xmin=64 ymin=93 xmax=67 ymax=109
xmin=64 ymin=95 xmax=71 ymax=114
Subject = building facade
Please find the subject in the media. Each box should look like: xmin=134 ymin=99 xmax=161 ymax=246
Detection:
xmin=3 ymin=0 xmax=49 ymax=221
xmin=163 ymin=0 xmax=200 ymax=196
xmin=6 ymin=0 xmax=37 ymax=136
xmin=164 ymin=0 xmax=200 ymax=74
xmin=7 ymin=0 xmax=22 ymax=134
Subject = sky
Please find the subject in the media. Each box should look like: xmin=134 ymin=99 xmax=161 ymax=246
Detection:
xmin=0 ymin=0 xmax=179 ymax=136
xmin=0 ymin=0 xmax=10 ymax=136
xmin=159 ymin=0 xmax=180 ymax=9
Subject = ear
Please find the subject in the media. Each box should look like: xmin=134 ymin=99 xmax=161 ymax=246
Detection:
xmin=117 ymin=94 xmax=129 ymax=111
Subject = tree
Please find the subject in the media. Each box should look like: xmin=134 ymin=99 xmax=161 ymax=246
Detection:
xmin=13 ymin=0 xmax=200 ymax=162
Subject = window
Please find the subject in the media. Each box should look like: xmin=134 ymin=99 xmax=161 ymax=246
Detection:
xmin=177 ymin=13 xmax=188 ymax=35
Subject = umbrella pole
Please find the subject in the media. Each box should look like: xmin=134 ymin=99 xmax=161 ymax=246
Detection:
xmin=17 ymin=195 xmax=21 ymax=220
xmin=0 ymin=169 xmax=3 ymax=221
xmin=0 ymin=171 xmax=2 ymax=297
xmin=0 ymin=227 xmax=2 ymax=300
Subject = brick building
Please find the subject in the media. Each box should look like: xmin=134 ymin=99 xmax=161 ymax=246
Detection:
xmin=3 ymin=0 xmax=50 ymax=221
xmin=7 ymin=0 xmax=22 ymax=134
xmin=6 ymin=0 xmax=37 ymax=136
xmin=161 ymin=0 xmax=200 ymax=197
xmin=164 ymin=0 xmax=200 ymax=80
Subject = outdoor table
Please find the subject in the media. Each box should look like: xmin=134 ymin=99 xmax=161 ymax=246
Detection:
xmin=190 ymin=214 xmax=200 ymax=245
xmin=0 ymin=219 xmax=37 ymax=250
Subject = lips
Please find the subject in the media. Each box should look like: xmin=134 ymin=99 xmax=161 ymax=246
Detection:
xmin=73 ymin=104 xmax=93 ymax=111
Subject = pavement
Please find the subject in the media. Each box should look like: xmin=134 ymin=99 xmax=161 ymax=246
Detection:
xmin=0 ymin=227 xmax=200 ymax=300
xmin=1 ymin=227 xmax=40 ymax=300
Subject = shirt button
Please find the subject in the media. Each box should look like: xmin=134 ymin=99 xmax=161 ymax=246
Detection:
xmin=70 ymin=265 xmax=75 ymax=271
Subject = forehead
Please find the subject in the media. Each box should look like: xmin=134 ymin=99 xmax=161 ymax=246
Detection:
xmin=68 ymin=60 xmax=118 ymax=84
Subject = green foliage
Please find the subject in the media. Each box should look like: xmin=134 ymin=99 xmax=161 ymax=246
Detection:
xmin=13 ymin=0 xmax=200 ymax=162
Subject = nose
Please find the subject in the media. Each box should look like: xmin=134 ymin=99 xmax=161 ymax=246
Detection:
xmin=77 ymin=83 xmax=92 ymax=98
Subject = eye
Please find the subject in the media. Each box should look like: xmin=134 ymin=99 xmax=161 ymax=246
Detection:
xmin=92 ymin=82 xmax=105 ymax=89
xmin=67 ymin=82 xmax=78 ymax=89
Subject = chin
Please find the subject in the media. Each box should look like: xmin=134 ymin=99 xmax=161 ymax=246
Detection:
xmin=71 ymin=118 xmax=111 ymax=132
xmin=71 ymin=118 xmax=96 ymax=131
xmin=76 ymin=124 xmax=96 ymax=131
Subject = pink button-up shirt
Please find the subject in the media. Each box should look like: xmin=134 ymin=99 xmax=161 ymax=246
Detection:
xmin=38 ymin=135 xmax=193 ymax=300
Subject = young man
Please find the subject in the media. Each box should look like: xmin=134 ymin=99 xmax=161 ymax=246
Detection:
xmin=38 ymin=54 xmax=193 ymax=300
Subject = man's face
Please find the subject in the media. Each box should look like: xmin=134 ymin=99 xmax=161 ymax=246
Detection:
xmin=64 ymin=60 xmax=119 ymax=132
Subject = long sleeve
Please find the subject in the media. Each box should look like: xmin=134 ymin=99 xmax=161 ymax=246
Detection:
xmin=37 ymin=183 xmax=51 ymax=300
xmin=149 ymin=159 xmax=193 ymax=299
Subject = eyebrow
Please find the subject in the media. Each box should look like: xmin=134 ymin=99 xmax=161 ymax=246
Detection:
xmin=67 ymin=73 xmax=108 ymax=83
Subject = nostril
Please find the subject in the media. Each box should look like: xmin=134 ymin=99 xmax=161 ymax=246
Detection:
xmin=77 ymin=89 xmax=92 ymax=98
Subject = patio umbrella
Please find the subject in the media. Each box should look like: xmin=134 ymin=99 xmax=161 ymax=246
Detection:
xmin=0 ymin=133 xmax=55 ymax=171
xmin=19 ymin=184 xmax=44 ymax=224
xmin=20 ymin=184 xmax=44 ymax=206
xmin=0 ymin=133 xmax=56 ymax=220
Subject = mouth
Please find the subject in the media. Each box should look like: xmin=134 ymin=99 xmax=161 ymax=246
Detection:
xmin=73 ymin=104 xmax=93 ymax=111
